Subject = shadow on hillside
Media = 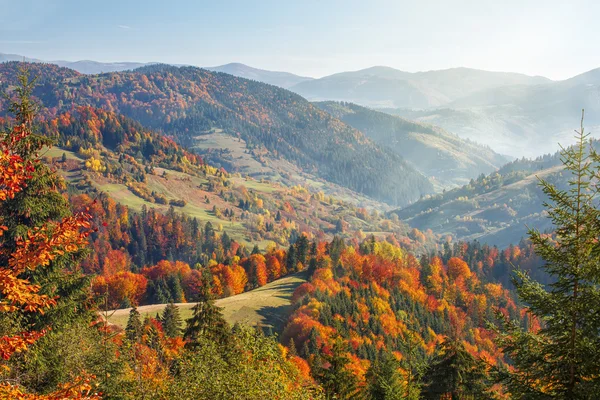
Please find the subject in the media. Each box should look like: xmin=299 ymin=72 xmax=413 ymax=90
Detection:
xmin=255 ymin=304 xmax=294 ymax=336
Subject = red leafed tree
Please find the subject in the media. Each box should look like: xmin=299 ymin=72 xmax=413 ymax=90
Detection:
xmin=0 ymin=69 xmax=99 ymax=398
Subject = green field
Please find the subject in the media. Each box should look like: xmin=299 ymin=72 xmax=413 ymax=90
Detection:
xmin=106 ymin=272 xmax=307 ymax=333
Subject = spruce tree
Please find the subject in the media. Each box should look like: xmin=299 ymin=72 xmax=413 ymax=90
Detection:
xmin=125 ymin=307 xmax=143 ymax=343
xmin=365 ymin=351 xmax=405 ymax=400
xmin=494 ymin=113 xmax=600 ymax=398
xmin=0 ymin=68 xmax=93 ymax=330
xmin=183 ymin=273 xmax=229 ymax=347
xmin=317 ymin=338 xmax=358 ymax=399
xmin=161 ymin=303 xmax=182 ymax=338
xmin=421 ymin=337 xmax=489 ymax=400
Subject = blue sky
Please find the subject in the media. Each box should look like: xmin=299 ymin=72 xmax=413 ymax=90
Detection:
xmin=1 ymin=0 xmax=599 ymax=79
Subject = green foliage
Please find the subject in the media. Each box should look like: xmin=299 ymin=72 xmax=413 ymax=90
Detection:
xmin=494 ymin=113 xmax=600 ymax=398
xmin=365 ymin=351 xmax=408 ymax=400
xmin=125 ymin=307 xmax=143 ymax=343
xmin=166 ymin=325 xmax=322 ymax=399
xmin=161 ymin=303 xmax=183 ymax=338
xmin=314 ymin=339 xmax=358 ymax=400
xmin=421 ymin=338 xmax=489 ymax=399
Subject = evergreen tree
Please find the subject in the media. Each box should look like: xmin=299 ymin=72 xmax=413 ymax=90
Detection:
xmin=161 ymin=303 xmax=182 ymax=338
xmin=125 ymin=307 xmax=143 ymax=343
xmin=317 ymin=338 xmax=358 ymax=399
xmin=0 ymin=68 xmax=93 ymax=330
xmin=421 ymin=338 xmax=489 ymax=400
xmin=494 ymin=113 xmax=600 ymax=398
xmin=183 ymin=273 xmax=229 ymax=347
xmin=365 ymin=351 xmax=405 ymax=400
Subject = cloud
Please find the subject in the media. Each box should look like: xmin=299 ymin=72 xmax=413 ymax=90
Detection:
xmin=118 ymin=25 xmax=133 ymax=30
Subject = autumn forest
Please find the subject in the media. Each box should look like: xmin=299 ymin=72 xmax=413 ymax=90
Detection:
xmin=2 ymin=14 xmax=600 ymax=399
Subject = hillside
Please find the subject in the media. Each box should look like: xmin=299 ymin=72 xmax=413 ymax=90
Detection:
xmin=0 ymin=61 xmax=432 ymax=206
xmin=392 ymin=151 xmax=567 ymax=247
xmin=315 ymin=101 xmax=508 ymax=189
xmin=30 ymin=107 xmax=428 ymax=253
xmin=107 ymin=272 xmax=307 ymax=332
xmin=290 ymin=66 xmax=550 ymax=108
xmin=382 ymin=68 xmax=600 ymax=158
xmin=206 ymin=63 xmax=313 ymax=88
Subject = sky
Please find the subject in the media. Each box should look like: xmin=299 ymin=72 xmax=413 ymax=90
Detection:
xmin=1 ymin=0 xmax=599 ymax=80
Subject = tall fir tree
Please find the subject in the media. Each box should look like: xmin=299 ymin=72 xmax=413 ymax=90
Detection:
xmin=0 ymin=68 xmax=93 ymax=330
xmin=125 ymin=307 xmax=143 ymax=343
xmin=183 ymin=272 xmax=229 ymax=347
xmin=365 ymin=351 xmax=405 ymax=400
xmin=494 ymin=113 xmax=600 ymax=398
xmin=421 ymin=337 xmax=489 ymax=400
xmin=161 ymin=303 xmax=182 ymax=338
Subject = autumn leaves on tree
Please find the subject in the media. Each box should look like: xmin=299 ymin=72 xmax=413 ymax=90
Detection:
xmin=0 ymin=69 xmax=97 ymax=398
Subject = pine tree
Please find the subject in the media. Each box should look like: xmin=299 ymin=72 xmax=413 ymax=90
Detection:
xmin=183 ymin=273 xmax=229 ymax=347
xmin=365 ymin=351 xmax=405 ymax=400
xmin=421 ymin=337 xmax=489 ymax=400
xmin=0 ymin=68 xmax=93 ymax=330
xmin=125 ymin=307 xmax=143 ymax=343
xmin=317 ymin=338 xmax=358 ymax=399
xmin=161 ymin=303 xmax=182 ymax=338
xmin=494 ymin=112 xmax=600 ymax=398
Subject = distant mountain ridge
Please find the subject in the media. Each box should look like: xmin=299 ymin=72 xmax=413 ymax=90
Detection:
xmin=290 ymin=66 xmax=551 ymax=108
xmin=206 ymin=63 xmax=313 ymax=88
xmin=0 ymin=52 xmax=153 ymax=74
xmin=0 ymin=53 xmax=312 ymax=88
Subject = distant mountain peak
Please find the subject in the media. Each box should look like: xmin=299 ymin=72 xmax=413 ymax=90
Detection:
xmin=206 ymin=62 xmax=313 ymax=88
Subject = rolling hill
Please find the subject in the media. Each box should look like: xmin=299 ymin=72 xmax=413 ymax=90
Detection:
xmin=315 ymin=101 xmax=509 ymax=189
xmin=206 ymin=63 xmax=313 ymax=88
xmin=107 ymin=272 xmax=308 ymax=332
xmin=0 ymin=61 xmax=433 ymax=206
xmin=290 ymin=66 xmax=550 ymax=108
xmin=391 ymin=150 xmax=569 ymax=247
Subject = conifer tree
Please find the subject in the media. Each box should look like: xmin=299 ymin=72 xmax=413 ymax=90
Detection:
xmin=494 ymin=113 xmax=600 ymax=398
xmin=365 ymin=351 xmax=405 ymax=400
xmin=183 ymin=273 xmax=229 ymax=347
xmin=316 ymin=338 xmax=358 ymax=399
xmin=421 ymin=338 xmax=489 ymax=400
xmin=161 ymin=302 xmax=182 ymax=338
xmin=125 ymin=307 xmax=143 ymax=343
xmin=0 ymin=68 xmax=94 ymax=330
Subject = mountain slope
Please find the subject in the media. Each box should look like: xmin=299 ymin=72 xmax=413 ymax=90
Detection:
xmin=315 ymin=101 xmax=508 ymax=189
xmin=0 ymin=61 xmax=432 ymax=206
xmin=291 ymin=66 xmax=550 ymax=108
xmin=206 ymin=63 xmax=313 ymax=88
xmin=391 ymin=151 xmax=570 ymax=247
xmin=381 ymin=67 xmax=600 ymax=158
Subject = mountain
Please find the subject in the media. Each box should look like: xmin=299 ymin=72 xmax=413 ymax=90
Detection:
xmin=391 ymin=150 xmax=572 ymax=247
xmin=0 ymin=61 xmax=433 ymax=206
xmin=54 ymin=60 xmax=152 ymax=74
xmin=290 ymin=66 xmax=550 ymax=108
xmin=206 ymin=63 xmax=313 ymax=88
xmin=0 ymin=52 xmax=152 ymax=74
xmin=315 ymin=101 xmax=509 ymax=189
xmin=0 ymin=52 xmax=43 ymax=63
xmin=384 ymin=68 xmax=600 ymax=158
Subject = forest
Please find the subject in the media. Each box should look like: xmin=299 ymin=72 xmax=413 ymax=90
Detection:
xmin=2 ymin=63 xmax=600 ymax=400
